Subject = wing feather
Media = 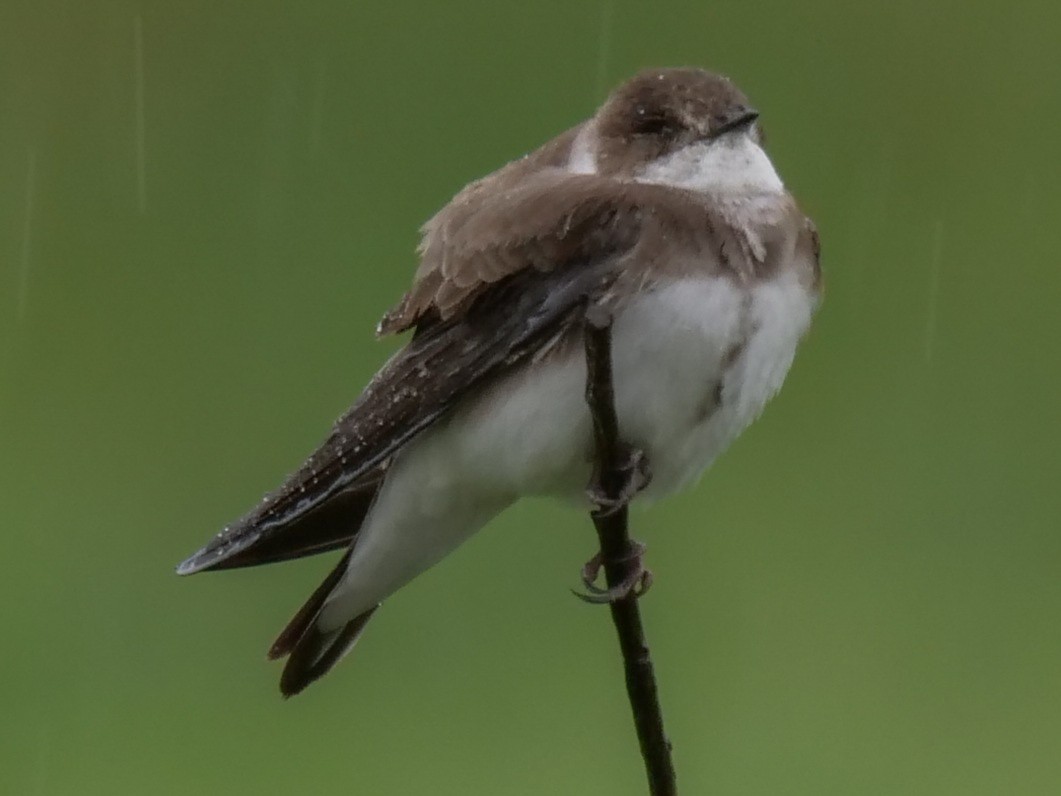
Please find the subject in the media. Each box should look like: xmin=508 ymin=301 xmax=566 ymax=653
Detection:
xmin=177 ymin=170 xmax=732 ymax=577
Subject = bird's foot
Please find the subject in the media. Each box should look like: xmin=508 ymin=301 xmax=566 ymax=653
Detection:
xmin=573 ymin=541 xmax=653 ymax=604
xmin=586 ymin=445 xmax=651 ymax=516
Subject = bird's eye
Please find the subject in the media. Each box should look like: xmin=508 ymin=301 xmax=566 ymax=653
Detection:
xmin=631 ymin=111 xmax=676 ymax=136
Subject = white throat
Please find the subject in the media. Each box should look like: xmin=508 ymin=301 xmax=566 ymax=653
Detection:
xmin=635 ymin=132 xmax=784 ymax=195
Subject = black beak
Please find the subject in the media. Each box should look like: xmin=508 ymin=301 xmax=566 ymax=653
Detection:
xmin=712 ymin=106 xmax=760 ymax=137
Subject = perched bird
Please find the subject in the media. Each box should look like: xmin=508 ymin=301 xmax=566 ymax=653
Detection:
xmin=177 ymin=67 xmax=822 ymax=697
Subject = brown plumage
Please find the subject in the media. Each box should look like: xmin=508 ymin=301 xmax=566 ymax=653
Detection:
xmin=176 ymin=67 xmax=821 ymax=696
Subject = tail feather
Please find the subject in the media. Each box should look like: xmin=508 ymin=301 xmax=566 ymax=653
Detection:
xmin=268 ymin=550 xmax=353 ymax=660
xmin=279 ymin=607 xmax=378 ymax=698
xmin=268 ymin=549 xmax=378 ymax=697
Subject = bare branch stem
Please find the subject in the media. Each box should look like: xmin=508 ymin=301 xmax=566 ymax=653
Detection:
xmin=583 ymin=310 xmax=677 ymax=796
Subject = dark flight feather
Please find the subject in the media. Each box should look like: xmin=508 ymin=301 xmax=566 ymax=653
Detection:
xmin=279 ymin=606 xmax=378 ymax=697
xmin=268 ymin=549 xmax=355 ymax=661
xmin=175 ymin=199 xmax=635 ymax=575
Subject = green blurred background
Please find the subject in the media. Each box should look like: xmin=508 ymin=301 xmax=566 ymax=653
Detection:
xmin=2 ymin=1 xmax=1060 ymax=793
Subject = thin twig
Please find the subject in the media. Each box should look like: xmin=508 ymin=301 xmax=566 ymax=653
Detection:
xmin=583 ymin=308 xmax=677 ymax=796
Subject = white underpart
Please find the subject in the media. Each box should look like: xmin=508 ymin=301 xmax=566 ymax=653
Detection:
xmin=566 ymin=124 xmax=598 ymax=174
xmin=637 ymin=129 xmax=784 ymax=195
xmin=319 ymin=272 xmax=815 ymax=629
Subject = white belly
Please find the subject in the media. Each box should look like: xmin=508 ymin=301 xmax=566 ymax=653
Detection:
xmin=319 ymin=272 xmax=816 ymax=625
xmin=452 ymin=271 xmax=817 ymax=501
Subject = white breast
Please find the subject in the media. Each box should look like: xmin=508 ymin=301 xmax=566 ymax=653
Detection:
xmin=326 ymin=272 xmax=817 ymax=622
xmin=614 ymin=272 xmax=815 ymax=497
xmin=609 ymin=277 xmax=746 ymax=496
xmin=448 ymin=274 xmax=815 ymax=503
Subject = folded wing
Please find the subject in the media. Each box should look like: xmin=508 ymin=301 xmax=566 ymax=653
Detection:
xmin=174 ymin=170 xmax=694 ymax=577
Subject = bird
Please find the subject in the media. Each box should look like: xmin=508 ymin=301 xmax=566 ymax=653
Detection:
xmin=177 ymin=67 xmax=822 ymax=697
